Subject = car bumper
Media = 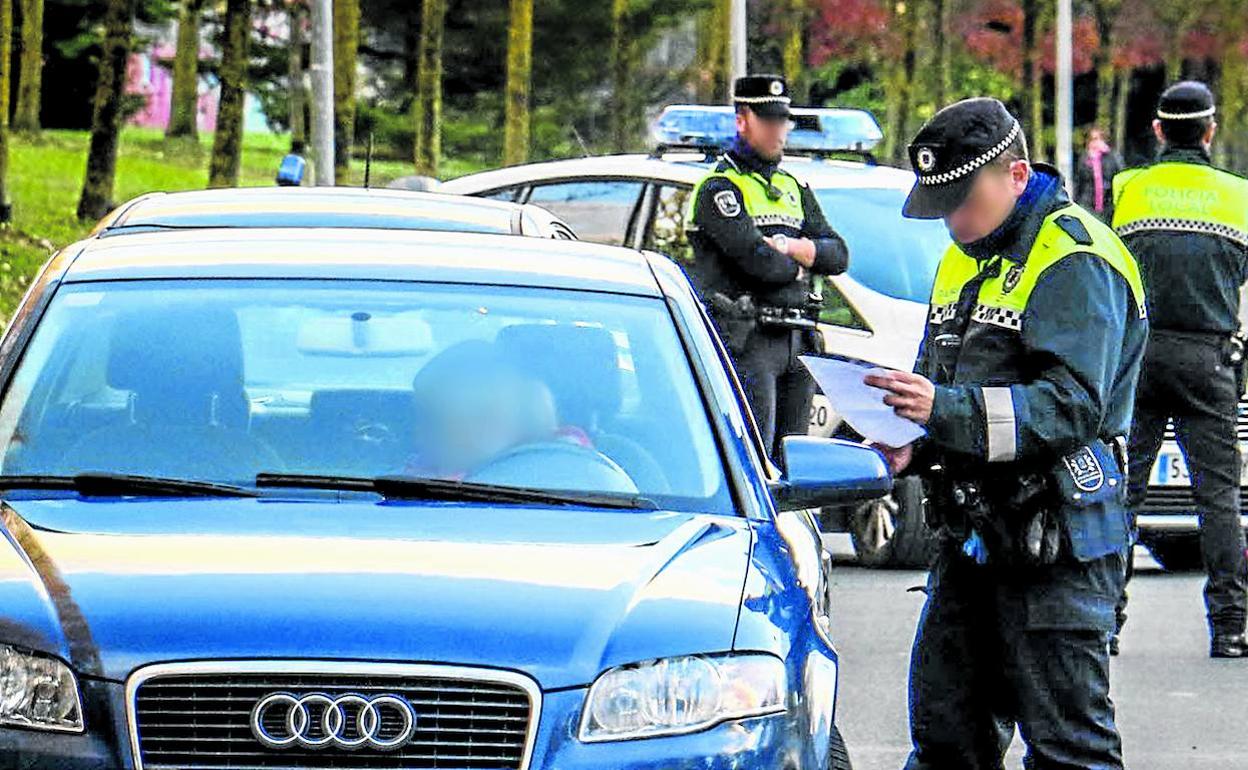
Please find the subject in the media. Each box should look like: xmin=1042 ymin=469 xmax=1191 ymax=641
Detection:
xmin=13 ymin=656 xmax=837 ymax=770
xmin=1136 ymin=513 xmax=1248 ymax=535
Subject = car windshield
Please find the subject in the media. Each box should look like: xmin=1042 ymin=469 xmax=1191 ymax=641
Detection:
xmin=814 ymin=186 xmax=949 ymax=304
xmin=0 ymin=280 xmax=733 ymax=514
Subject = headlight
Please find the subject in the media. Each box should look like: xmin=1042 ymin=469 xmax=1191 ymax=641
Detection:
xmin=0 ymin=645 xmax=84 ymax=732
xmin=578 ymin=653 xmax=786 ymax=742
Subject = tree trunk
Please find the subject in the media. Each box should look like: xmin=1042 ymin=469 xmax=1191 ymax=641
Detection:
xmin=207 ymin=0 xmax=250 ymax=188
xmin=77 ymin=0 xmax=137 ymax=221
xmin=696 ymin=0 xmax=730 ymax=103
xmin=13 ymin=0 xmax=42 ymax=133
xmin=1031 ymin=65 xmax=1045 ymax=161
xmin=412 ymin=0 xmax=446 ymax=176
xmin=288 ymin=2 xmax=307 ymax=152
xmin=505 ymin=0 xmax=533 ymax=164
xmin=1112 ymin=66 xmax=1128 ymax=153
xmin=782 ymin=0 xmax=805 ymax=102
xmin=883 ymin=0 xmax=918 ymax=164
xmin=932 ymin=0 xmax=949 ymax=106
xmin=332 ymin=0 xmax=358 ymax=183
xmin=1020 ymin=0 xmax=1038 ymax=152
xmin=0 ymin=0 xmax=13 ymax=219
xmin=1090 ymin=0 xmax=1116 ymax=131
xmin=166 ymin=0 xmax=203 ymax=139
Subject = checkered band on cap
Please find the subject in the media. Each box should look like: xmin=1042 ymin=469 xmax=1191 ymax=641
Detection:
xmin=918 ymin=120 xmax=1022 ymax=187
xmin=1156 ymin=105 xmax=1216 ymax=120
xmin=734 ymin=96 xmax=793 ymax=105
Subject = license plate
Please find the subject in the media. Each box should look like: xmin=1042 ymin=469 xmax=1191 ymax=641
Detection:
xmin=1150 ymin=445 xmax=1248 ymax=486
xmin=1150 ymin=451 xmax=1189 ymax=487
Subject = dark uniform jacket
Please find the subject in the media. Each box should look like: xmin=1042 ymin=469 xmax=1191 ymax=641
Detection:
xmin=1112 ymin=146 xmax=1248 ymax=335
xmin=687 ymin=141 xmax=849 ymax=309
xmin=915 ymin=168 xmax=1149 ymax=561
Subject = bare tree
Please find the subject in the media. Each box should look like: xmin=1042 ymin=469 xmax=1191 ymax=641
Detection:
xmin=504 ymin=0 xmax=533 ymax=164
xmin=77 ymin=0 xmax=138 ymax=221
xmin=167 ymin=0 xmax=204 ymax=139
xmin=288 ymin=0 xmax=307 ymax=151
xmin=13 ymin=0 xmax=42 ymax=133
xmin=207 ymin=0 xmax=251 ymax=188
xmin=332 ymin=0 xmax=358 ymax=182
xmin=0 ymin=0 xmax=13 ymax=220
xmin=413 ymin=0 xmax=446 ymax=176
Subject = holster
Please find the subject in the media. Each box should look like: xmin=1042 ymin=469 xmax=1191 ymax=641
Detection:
xmin=927 ymin=439 xmax=1125 ymax=570
xmin=707 ymin=292 xmax=758 ymax=355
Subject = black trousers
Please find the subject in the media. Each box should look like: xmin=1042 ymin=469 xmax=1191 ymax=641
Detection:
xmin=1122 ymin=330 xmax=1247 ymax=636
xmin=733 ymin=327 xmax=815 ymax=460
xmin=905 ymin=545 xmax=1126 ymax=770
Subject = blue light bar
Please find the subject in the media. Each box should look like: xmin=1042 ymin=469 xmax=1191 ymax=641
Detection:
xmin=650 ymin=105 xmax=884 ymax=156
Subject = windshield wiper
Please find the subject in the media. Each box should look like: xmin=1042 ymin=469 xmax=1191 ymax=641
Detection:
xmin=255 ymin=473 xmax=657 ymax=510
xmin=0 ymin=473 xmax=258 ymax=498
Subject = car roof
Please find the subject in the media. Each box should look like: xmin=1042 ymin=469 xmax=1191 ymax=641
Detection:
xmin=60 ymin=228 xmax=662 ymax=296
xmin=438 ymin=152 xmax=919 ymax=194
xmin=96 ymin=187 xmax=553 ymax=236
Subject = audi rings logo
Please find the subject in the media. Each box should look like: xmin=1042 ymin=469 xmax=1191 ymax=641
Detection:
xmin=249 ymin=692 xmax=418 ymax=751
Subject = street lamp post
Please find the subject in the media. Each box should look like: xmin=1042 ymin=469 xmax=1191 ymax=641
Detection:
xmin=308 ymin=0 xmax=335 ymax=186
xmin=1055 ymin=0 xmax=1073 ymax=184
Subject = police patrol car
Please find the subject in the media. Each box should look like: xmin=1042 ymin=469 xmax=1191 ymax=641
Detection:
xmin=440 ymin=106 xmax=950 ymax=567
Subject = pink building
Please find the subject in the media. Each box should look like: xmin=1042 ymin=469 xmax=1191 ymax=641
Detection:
xmin=125 ymin=42 xmax=219 ymax=133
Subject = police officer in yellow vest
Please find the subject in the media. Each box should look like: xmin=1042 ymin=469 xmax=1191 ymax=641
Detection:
xmin=869 ymin=98 xmax=1145 ymax=769
xmin=1112 ymin=81 xmax=1248 ymax=658
xmin=687 ymin=75 xmax=849 ymax=458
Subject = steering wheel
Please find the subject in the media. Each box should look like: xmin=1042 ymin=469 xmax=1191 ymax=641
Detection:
xmin=467 ymin=441 xmax=639 ymax=495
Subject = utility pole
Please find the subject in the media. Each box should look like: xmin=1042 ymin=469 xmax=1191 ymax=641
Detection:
xmin=1055 ymin=0 xmax=1073 ymax=184
xmin=309 ymin=0 xmax=335 ymax=186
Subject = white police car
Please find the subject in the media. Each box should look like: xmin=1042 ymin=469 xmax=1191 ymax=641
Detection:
xmin=439 ymin=106 xmax=951 ymax=567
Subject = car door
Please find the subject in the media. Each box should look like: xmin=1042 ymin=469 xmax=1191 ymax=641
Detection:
xmin=524 ymin=179 xmax=647 ymax=247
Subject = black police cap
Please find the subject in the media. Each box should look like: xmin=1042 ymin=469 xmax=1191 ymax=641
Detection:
xmin=732 ymin=75 xmax=791 ymax=119
xmin=903 ymin=97 xmax=1024 ymax=220
xmin=1157 ymin=81 xmax=1216 ymax=121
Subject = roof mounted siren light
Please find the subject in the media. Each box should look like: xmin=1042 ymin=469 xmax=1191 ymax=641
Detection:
xmin=648 ymin=105 xmax=884 ymax=165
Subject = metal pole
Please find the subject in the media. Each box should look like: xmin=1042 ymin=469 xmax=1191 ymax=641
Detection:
xmin=308 ymin=0 xmax=335 ymax=186
xmin=1055 ymin=0 xmax=1073 ymax=184
xmin=730 ymin=0 xmax=747 ymax=82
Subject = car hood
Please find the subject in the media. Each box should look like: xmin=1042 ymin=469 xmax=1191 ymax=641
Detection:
xmin=0 ymin=498 xmax=752 ymax=689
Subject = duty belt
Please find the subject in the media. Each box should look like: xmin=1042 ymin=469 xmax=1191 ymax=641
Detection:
xmin=758 ymin=304 xmax=819 ymax=330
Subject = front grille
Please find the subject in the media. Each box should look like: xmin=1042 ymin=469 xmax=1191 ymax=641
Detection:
xmin=1161 ymin=401 xmax=1248 ymax=442
xmin=1142 ymin=485 xmax=1246 ymax=512
xmin=130 ymin=665 xmax=537 ymax=770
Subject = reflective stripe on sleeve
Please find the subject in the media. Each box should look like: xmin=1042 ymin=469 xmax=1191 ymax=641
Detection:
xmin=981 ymin=387 xmax=1017 ymax=463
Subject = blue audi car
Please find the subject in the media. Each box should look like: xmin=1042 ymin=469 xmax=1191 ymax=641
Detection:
xmin=0 ymin=227 xmax=888 ymax=768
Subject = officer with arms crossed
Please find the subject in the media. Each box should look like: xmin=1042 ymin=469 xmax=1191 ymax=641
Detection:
xmin=686 ymin=75 xmax=849 ymax=459
xmin=869 ymin=98 xmax=1146 ymax=770
xmin=1112 ymin=81 xmax=1248 ymax=658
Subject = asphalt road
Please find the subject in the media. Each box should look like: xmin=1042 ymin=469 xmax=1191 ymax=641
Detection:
xmin=823 ymin=536 xmax=1248 ymax=770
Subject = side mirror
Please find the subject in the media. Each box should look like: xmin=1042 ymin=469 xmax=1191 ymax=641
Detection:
xmin=769 ymin=436 xmax=892 ymax=512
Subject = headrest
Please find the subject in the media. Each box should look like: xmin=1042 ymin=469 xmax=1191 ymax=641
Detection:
xmin=495 ymin=324 xmax=622 ymax=427
xmin=105 ymin=306 xmax=247 ymax=427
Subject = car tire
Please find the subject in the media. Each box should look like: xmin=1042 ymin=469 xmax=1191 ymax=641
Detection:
xmin=828 ymin=722 xmax=853 ymax=770
xmin=849 ymin=476 xmax=934 ymax=569
xmin=1144 ymin=534 xmax=1204 ymax=572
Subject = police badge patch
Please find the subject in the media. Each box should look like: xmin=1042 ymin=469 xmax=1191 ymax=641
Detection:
xmin=714 ymin=190 xmax=742 ymax=217
xmin=1003 ymin=264 xmax=1024 ymax=294
xmin=1063 ymin=446 xmax=1105 ymax=493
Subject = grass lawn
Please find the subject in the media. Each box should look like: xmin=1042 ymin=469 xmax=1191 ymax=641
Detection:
xmin=0 ymin=127 xmax=485 ymax=322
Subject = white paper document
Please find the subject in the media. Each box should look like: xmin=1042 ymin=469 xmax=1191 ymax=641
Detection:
xmin=799 ymin=355 xmax=927 ymax=448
